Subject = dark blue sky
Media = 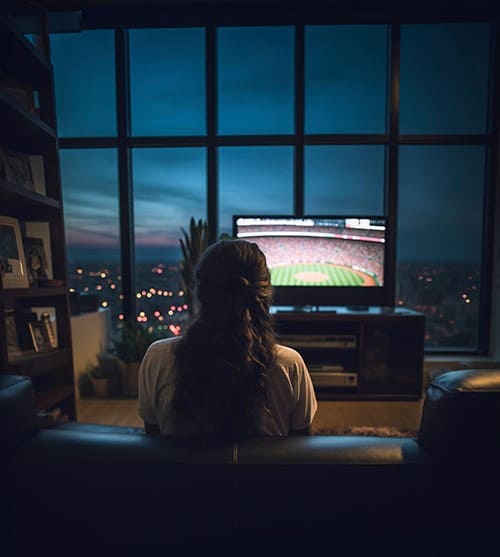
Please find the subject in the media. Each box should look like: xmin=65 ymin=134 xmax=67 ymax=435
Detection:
xmin=51 ymin=22 xmax=490 ymax=263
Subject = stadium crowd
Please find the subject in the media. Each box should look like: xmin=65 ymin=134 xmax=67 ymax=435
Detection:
xmin=251 ymin=235 xmax=384 ymax=284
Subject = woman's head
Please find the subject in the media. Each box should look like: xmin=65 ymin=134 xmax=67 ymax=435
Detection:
xmin=194 ymin=239 xmax=273 ymax=319
xmin=173 ymin=239 xmax=276 ymax=438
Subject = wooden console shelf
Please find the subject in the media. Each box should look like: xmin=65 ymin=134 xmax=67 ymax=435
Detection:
xmin=272 ymin=306 xmax=425 ymax=401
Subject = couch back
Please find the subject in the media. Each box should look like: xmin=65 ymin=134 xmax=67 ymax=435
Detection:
xmin=3 ymin=369 xmax=500 ymax=557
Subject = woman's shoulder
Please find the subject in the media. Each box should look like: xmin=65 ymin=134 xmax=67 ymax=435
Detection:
xmin=274 ymin=344 xmax=306 ymax=366
xmin=144 ymin=335 xmax=182 ymax=360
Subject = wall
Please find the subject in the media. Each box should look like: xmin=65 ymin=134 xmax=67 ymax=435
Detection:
xmin=70 ymin=309 xmax=111 ymax=399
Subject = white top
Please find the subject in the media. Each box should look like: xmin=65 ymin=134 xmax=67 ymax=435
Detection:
xmin=138 ymin=337 xmax=318 ymax=436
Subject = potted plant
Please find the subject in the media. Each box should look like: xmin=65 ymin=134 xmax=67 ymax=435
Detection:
xmin=179 ymin=217 xmax=209 ymax=318
xmin=111 ymin=322 xmax=163 ymax=396
xmin=88 ymin=353 xmax=124 ymax=398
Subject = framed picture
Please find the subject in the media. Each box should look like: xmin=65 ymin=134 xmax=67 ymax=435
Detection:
xmin=5 ymin=310 xmax=22 ymax=358
xmin=28 ymin=155 xmax=46 ymax=195
xmin=28 ymin=320 xmax=52 ymax=352
xmin=23 ymin=236 xmax=49 ymax=287
xmin=0 ymin=216 xmax=29 ymax=288
xmin=0 ymin=148 xmax=35 ymax=191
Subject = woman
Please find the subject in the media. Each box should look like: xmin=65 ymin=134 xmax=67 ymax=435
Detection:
xmin=139 ymin=239 xmax=317 ymax=438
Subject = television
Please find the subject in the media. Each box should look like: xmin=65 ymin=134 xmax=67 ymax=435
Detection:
xmin=233 ymin=215 xmax=394 ymax=309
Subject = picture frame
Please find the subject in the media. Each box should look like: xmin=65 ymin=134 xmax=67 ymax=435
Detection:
xmin=0 ymin=147 xmax=35 ymax=191
xmin=28 ymin=319 xmax=52 ymax=352
xmin=0 ymin=216 xmax=30 ymax=288
xmin=23 ymin=236 xmax=49 ymax=287
xmin=28 ymin=155 xmax=46 ymax=196
xmin=24 ymin=222 xmax=53 ymax=280
xmin=5 ymin=309 xmax=22 ymax=358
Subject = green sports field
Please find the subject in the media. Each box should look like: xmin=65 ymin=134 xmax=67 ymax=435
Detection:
xmin=270 ymin=263 xmax=374 ymax=286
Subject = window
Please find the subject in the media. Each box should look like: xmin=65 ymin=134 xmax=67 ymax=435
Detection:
xmin=132 ymin=147 xmax=207 ymax=330
xmin=305 ymin=25 xmax=388 ymax=134
xmin=397 ymin=146 xmax=485 ymax=350
xmin=304 ymin=146 xmax=385 ymax=215
xmin=400 ymin=23 xmax=490 ymax=134
xmin=397 ymin=22 xmax=492 ymax=351
xmin=60 ymin=149 xmax=122 ymax=327
xmin=51 ymin=31 xmax=116 ymax=137
xmin=51 ymin=19 xmax=496 ymax=354
xmin=218 ymin=146 xmax=294 ymax=236
xmin=217 ymin=26 xmax=294 ymax=134
xmin=129 ymin=28 xmax=206 ymax=136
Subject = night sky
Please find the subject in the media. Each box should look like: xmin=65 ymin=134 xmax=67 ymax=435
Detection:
xmin=50 ymin=22 xmax=490 ymax=264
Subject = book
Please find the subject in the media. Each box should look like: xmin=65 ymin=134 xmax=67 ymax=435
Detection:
xmin=28 ymin=155 xmax=46 ymax=196
xmin=41 ymin=311 xmax=57 ymax=349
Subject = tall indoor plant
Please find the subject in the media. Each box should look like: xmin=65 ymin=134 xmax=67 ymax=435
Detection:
xmin=179 ymin=217 xmax=209 ymax=318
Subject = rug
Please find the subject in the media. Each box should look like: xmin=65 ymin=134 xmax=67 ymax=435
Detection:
xmin=312 ymin=425 xmax=418 ymax=438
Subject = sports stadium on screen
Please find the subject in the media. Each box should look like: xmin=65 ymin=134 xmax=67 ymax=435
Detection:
xmin=234 ymin=217 xmax=386 ymax=287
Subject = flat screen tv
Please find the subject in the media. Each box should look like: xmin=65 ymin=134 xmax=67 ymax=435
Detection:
xmin=233 ymin=216 xmax=394 ymax=308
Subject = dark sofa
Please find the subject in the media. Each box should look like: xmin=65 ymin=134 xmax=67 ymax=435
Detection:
xmin=2 ymin=369 xmax=500 ymax=557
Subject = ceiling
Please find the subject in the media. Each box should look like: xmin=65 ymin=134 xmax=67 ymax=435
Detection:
xmin=33 ymin=0 xmax=498 ymax=21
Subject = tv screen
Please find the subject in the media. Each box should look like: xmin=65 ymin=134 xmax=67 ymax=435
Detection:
xmin=233 ymin=216 xmax=393 ymax=308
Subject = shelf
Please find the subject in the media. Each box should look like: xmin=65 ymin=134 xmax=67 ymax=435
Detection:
xmin=274 ymin=309 xmax=425 ymax=400
xmin=8 ymin=348 xmax=72 ymax=378
xmin=0 ymin=179 xmax=60 ymax=217
xmin=0 ymin=3 xmax=76 ymax=421
xmin=35 ymin=384 xmax=74 ymax=412
xmin=0 ymin=17 xmax=51 ymax=86
xmin=0 ymin=89 xmax=55 ymax=146
xmin=2 ymin=286 xmax=68 ymax=299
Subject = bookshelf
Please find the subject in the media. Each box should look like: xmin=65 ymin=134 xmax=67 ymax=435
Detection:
xmin=0 ymin=0 xmax=76 ymax=420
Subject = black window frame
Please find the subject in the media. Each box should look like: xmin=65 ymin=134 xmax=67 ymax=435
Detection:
xmin=52 ymin=2 xmax=499 ymax=356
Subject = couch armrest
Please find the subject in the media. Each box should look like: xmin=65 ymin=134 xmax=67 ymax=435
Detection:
xmin=0 ymin=375 xmax=38 ymax=453
xmin=417 ymin=368 xmax=500 ymax=457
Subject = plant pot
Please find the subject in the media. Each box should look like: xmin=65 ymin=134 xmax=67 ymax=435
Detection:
xmin=126 ymin=362 xmax=141 ymax=397
xmin=90 ymin=376 xmax=114 ymax=398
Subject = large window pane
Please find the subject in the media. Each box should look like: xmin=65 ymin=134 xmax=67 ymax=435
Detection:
xmin=305 ymin=146 xmax=385 ymax=215
xmin=397 ymin=146 xmax=485 ymax=350
xmin=51 ymin=31 xmax=116 ymax=137
xmin=133 ymin=148 xmax=206 ymax=333
xmin=217 ymin=27 xmax=294 ymax=135
xmin=305 ymin=25 xmax=388 ymax=134
xmin=130 ymin=28 xmax=206 ymax=136
xmin=60 ymin=149 xmax=122 ymax=332
xmin=400 ymin=23 xmax=490 ymax=134
xmin=218 ymin=146 xmax=294 ymax=236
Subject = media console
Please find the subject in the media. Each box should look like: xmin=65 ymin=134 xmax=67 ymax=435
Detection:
xmin=271 ymin=306 xmax=425 ymax=400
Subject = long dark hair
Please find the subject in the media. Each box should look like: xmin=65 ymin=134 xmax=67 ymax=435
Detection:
xmin=172 ymin=239 xmax=276 ymax=438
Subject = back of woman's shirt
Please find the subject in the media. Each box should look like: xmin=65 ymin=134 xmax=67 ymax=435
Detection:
xmin=139 ymin=337 xmax=317 ymax=436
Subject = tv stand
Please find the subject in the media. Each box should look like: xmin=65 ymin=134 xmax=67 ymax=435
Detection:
xmin=272 ymin=306 xmax=425 ymax=400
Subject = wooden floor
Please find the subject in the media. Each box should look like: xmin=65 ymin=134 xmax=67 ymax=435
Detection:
xmin=77 ymin=397 xmax=424 ymax=432
xmin=77 ymin=398 xmax=143 ymax=427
